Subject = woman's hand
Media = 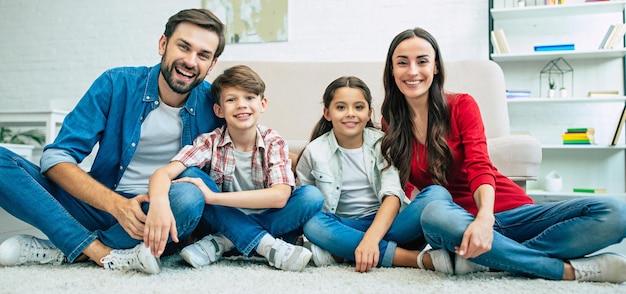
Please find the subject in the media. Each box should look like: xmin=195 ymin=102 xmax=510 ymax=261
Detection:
xmin=455 ymin=214 xmax=494 ymax=259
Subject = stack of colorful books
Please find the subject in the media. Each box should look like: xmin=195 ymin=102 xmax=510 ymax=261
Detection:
xmin=562 ymin=127 xmax=595 ymax=145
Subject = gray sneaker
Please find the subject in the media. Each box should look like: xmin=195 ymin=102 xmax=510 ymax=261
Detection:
xmin=454 ymin=254 xmax=489 ymax=275
xmin=418 ymin=248 xmax=453 ymax=274
xmin=0 ymin=234 xmax=65 ymax=266
xmin=570 ymin=253 xmax=626 ymax=283
xmin=304 ymin=241 xmax=337 ymax=267
xmin=100 ymin=243 xmax=160 ymax=274
xmin=180 ymin=234 xmax=226 ymax=268
xmin=267 ymin=239 xmax=312 ymax=271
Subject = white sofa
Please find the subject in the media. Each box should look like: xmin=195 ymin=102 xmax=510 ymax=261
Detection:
xmin=208 ymin=60 xmax=542 ymax=187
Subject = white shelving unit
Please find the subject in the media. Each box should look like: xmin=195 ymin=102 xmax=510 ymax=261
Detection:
xmin=489 ymin=1 xmax=626 ymax=200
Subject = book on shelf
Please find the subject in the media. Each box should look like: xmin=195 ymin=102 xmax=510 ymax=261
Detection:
xmin=599 ymin=24 xmax=615 ymax=49
xmin=563 ymin=127 xmax=595 ymax=144
xmin=566 ymin=127 xmax=595 ymax=134
xmin=491 ymin=29 xmax=509 ymax=54
xmin=506 ymin=89 xmax=531 ymax=98
xmin=490 ymin=30 xmax=501 ymax=54
xmin=588 ymin=90 xmax=619 ymax=97
xmin=573 ymin=188 xmax=607 ymax=194
xmin=534 ymin=44 xmax=575 ymax=52
xmin=602 ymin=23 xmax=626 ymax=50
xmin=610 ymin=104 xmax=626 ymax=146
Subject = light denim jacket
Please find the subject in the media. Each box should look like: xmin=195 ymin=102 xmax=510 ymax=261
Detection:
xmin=295 ymin=127 xmax=409 ymax=214
xmin=40 ymin=64 xmax=224 ymax=190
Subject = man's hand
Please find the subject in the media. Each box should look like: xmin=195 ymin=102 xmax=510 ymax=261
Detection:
xmin=112 ymin=194 xmax=149 ymax=240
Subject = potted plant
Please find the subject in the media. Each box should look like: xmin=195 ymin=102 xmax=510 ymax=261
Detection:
xmin=0 ymin=126 xmax=45 ymax=161
xmin=548 ymin=79 xmax=556 ymax=98
xmin=559 ymin=86 xmax=568 ymax=98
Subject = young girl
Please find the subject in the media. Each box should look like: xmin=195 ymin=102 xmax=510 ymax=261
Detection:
xmin=296 ymin=76 xmax=470 ymax=273
xmin=380 ymin=27 xmax=626 ymax=283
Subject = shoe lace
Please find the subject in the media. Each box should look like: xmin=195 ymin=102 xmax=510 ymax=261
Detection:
xmin=574 ymin=263 xmax=601 ymax=280
xmin=24 ymin=239 xmax=65 ymax=265
xmin=101 ymin=248 xmax=139 ymax=271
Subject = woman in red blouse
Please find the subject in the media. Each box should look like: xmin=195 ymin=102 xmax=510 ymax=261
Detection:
xmin=380 ymin=27 xmax=626 ymax=283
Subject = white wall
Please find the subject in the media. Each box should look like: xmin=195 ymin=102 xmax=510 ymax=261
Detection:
xmin=0 ymin=0 xmax=488 ymax=110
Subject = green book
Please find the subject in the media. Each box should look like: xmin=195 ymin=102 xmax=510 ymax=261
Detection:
xmin=573 ymin=188 xmax=607 ymax=194
xmin=563 ymin=140 xmax=592 ymax=144
xmin=566 ymin=127 xmax=595 ymax=134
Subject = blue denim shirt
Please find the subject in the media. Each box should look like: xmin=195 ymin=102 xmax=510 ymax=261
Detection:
xmin=295 ymin=127 xmax=409 ymax=215
xmin=40 ymin=63 xmax=224 ymax=190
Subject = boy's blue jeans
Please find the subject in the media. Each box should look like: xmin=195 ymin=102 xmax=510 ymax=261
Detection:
xmin=303 ymin=185 xmax=451 ymax=267
xmin=190 ymin=167 xmax=325 ymax=257
xmin=421 ymin=195 xmax=626 ymax=280
xmin=0 ymin=147 xmax=206 ymax=262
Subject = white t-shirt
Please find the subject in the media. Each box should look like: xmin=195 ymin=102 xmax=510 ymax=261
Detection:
xmin=116 ymin=100 xmax=182 ymax=195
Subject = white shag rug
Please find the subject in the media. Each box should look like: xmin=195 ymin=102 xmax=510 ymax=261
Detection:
xmin=0 ymin=254 xmax=624 ymax=294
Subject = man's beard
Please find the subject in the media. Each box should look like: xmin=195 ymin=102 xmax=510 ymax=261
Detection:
xmin=160 ymin=59 xmax=203 ymax=94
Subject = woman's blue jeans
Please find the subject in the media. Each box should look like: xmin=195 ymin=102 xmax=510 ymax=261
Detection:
xmin=421 ymin=195 xmax=626 ymax=280
xmin=303 ymin=185 xmax=451 ymax=267
xmin=0 ymin=147 xmax=207 ymax=262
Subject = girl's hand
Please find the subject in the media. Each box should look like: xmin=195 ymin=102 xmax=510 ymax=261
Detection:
xmin=172 ymin=177 xmax=218 ymax=204
xmin=455 ymin=215 xmax=494 ymax=259
xmin=144 ymin=197 xmax=178 ymax=257
xmin=354 ymin=240 xmax=380 ymax=273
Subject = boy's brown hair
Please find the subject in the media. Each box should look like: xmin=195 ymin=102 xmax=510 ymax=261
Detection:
xmin=211 ymin=65 xmax=266 ymax=105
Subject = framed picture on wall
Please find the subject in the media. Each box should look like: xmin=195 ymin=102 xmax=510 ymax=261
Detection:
xmin=202 ymin=0 xmax=288 ymax=44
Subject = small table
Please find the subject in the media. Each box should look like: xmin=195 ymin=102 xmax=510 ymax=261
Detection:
xmin=0 ymin=109 xmax=69 ymax=144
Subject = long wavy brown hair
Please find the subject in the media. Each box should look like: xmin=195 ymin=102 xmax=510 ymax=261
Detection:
xmin=380 ymin=28 xmax=452 ymax=187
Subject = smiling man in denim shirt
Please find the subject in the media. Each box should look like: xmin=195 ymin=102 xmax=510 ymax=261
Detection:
xmin=0 ymin=8 xmax=226 ymax=274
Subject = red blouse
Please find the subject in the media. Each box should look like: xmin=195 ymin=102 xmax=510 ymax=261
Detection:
xmin=387 ymin=93 xmax=533 ymax=215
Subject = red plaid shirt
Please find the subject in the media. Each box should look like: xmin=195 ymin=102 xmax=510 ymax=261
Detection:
xmin=172 ymin=125 xmax=295 ymax=191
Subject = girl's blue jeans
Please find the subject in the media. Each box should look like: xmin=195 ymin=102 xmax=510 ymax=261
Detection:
xmin=421 ymin=195 xmax=626 ymax=280
xmin=303 ymin=185 xmax=451 ymax=267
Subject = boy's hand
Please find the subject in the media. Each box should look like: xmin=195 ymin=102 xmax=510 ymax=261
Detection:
xmin=172 ymin=177 xmax=218 ymax=204
xmin=144 ymin=197 xmax=178 ymax=257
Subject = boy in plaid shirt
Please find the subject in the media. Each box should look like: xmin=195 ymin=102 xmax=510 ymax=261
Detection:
xmin=148 ymin=65 xmax=323 ymax=271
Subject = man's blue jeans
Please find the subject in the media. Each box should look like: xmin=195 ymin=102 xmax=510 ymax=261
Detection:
xmin=421 ymin=195 xmax=626 ymax=280
xmin=0 ymin=147 xmax=206 ymax=262
xmin=303 ymin=185 xmax=451 ymax=267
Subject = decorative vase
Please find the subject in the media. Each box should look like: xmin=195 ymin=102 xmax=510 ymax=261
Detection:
xmin=559 ymin=88 xmax=568 ymax=98
xmin=548 ymin=89 xmax=556 ymax=98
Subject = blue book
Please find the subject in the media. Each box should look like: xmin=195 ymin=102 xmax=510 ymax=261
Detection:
xmin=534 ymin=44 xmax=575 ymax=52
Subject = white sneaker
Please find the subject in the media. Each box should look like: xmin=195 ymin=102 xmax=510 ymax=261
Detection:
xmin=454 ymin=255 xmax=489 ymax=275
xmin=304 ymin=241 xmax=337 ymax=267
xmin=417 ymin=247 xmax=453 ymax=274
xmin=570 ymin=253 xmax=626 ymax=283
xmin=267 ymin=239 xmax=312 ymax=271
xmin=180 ymin=234 xmax=226 ymax=268
xmin=100 ymin=243 xmax=160 ymax=274
xmin=0 ymin=234 xmax=65 ymax=266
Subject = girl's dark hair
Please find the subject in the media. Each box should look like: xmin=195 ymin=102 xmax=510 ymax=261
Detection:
xmin=211 ymin=65 xmax=265 ymax=105
xmin=164 ymin=9 xmax=226 ymax=58
xmin=380 ymin=28 xmax=452 ymax=186
xmin=308 ymin=76 xmax=375 ymax=142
